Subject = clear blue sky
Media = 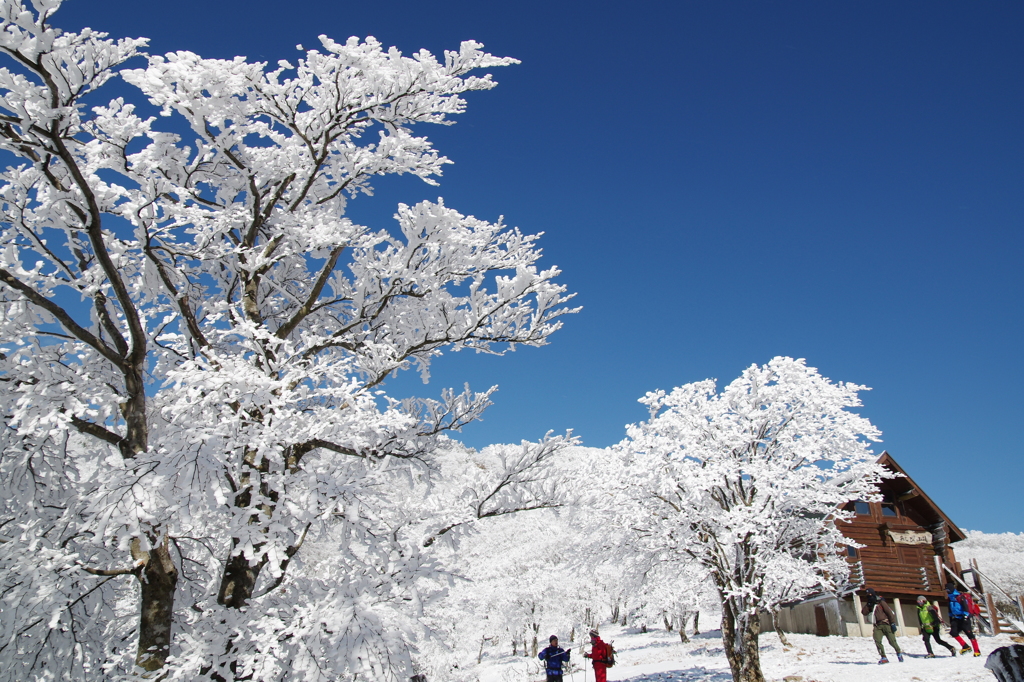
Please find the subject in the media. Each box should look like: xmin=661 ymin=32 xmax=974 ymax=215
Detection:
xmin=55 ymin=1 xmax=1022 ymax=533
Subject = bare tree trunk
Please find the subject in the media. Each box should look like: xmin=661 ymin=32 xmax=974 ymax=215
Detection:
xmin=693 ymin=610 xmax=700 ymax=636
xmin=477 ymin=635 xmax=487 ymax=665
xmin=214 ymin=541 xmax=267 ymax=680
xmin=134 ymin=543 xmax=179 ymax=671
xmin=678 ymin=612 xmax=691 ymax=643
xmin=217 ymin=450 xmax=277 ymax=610
xmin=664 ymin=612 xmax=674 ymax=632
xmin=124 ymin=356 xmax=171 ymax=671
xmin=769 ymin=608 xmax=791 ymax=648
xmin=217 ymin=548 xmax=268 ymax=608
xmin=529 ymin=604 xmax=540 ymax=657
xmin=121 ymin=366 xmax=150 ymax=459
xmin=720 ymin=601 xmax=765 ymax=682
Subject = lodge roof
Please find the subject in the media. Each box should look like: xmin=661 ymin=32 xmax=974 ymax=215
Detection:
xmin=875 ymin=450 xmax=967 ymax=544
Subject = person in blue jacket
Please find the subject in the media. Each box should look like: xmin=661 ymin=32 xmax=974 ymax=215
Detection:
xmin=538 ymin=635 xmax=570 ymax=682
xmin=946 ymin=582 xmax=981 ymax=657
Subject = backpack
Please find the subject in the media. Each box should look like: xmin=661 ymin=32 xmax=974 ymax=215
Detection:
xmin=962 ymin=592 xmax=982 ymax=617
xmin=605 ymin=642 xmax=616 ymax=668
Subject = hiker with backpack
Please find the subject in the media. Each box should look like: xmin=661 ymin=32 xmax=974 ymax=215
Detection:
xmin=946 ymin=582 xmax=982 ymax=657
xmin=861 ymin=588 xmax=904 ymax=664
xmin=583 ymin=629 xmax=614 ymax=682
xmin=916 ymin=594 xmax=957 ymax=657
xmin=538 ymin=635 xmax=570 ymax=682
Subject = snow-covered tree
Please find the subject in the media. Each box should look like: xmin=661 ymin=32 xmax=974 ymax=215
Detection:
xmin=422 ymin=507 xmax=584 ymax=671
xmin=276 ymin=437 xmax=573 ymax=682
xmin=611 ymin=357 xmax=887 ymax=682
xmin=412 ymin=447 xmax=630 ymax=679
xmin=0 ymin=1 xmax=575 ymax=678
xmin=0 ymin=421 xmax=144 ymax=680
xmin=617 ymin=549 xmax=714 ymax=641
xmin=954 ymin=531 xmax=1024 ymax=610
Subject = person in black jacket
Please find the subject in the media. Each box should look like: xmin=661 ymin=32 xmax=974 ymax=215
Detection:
xmin=538 ymin=635 xmax=570 ymax=682
xmin=862 ymin=588 xmax=904 ymax=664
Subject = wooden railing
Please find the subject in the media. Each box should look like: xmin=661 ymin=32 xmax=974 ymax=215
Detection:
xmin=936 ymin=557 xmax=1024 ymax=636
xmin=966 ymin=560 xmax=1024 ymax=636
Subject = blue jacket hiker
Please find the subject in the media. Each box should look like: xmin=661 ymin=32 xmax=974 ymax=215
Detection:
xmin=946 ymin=582 xmax=981 ymax=657
xmin=538 ymin=635 xmax=570 ymax=682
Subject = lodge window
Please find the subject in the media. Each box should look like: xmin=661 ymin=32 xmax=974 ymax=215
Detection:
xmin=881 ymin=502 xmax=898 ymax=517
xmin=854 ymin=501 xmax=870 ymax=515
xmin=847 ymin=546 xmax=859 ymax=558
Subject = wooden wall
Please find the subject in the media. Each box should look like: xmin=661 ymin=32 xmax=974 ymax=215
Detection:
xmin=839 ymin=485 xmax=960 ymax=600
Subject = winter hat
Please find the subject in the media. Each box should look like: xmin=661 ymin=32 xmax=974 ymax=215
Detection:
xmin=945 ymin=582 xmax=956 ymax=592
xmin=589 ymin=629 xmax=599 ymax=639
xmin=916 ymin=595 xmax=927 ymax=604
xmin=549 ymin=635 xmax=558 ymax=643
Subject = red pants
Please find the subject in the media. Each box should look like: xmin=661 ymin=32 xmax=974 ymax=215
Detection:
xmin=593 ymin=664 xmax=608 ymax=682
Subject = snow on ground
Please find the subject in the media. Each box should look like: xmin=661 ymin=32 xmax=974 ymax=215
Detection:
xmin=477 ymin=623 xmax=1015 ymax=682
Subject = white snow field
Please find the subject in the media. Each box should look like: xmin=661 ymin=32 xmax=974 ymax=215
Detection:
xmin=476 ymin=622 xmax=1016 ymax=682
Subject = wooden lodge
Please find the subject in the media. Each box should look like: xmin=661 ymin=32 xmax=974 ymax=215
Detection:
xmin=843 ymin=451 xmax=962 ymax=604
xmin=764 ymin=451 xmax=1022 ymax=638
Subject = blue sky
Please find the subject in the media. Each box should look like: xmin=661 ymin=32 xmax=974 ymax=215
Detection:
xmin=55 ymin=1 xmax=1022 ymax=533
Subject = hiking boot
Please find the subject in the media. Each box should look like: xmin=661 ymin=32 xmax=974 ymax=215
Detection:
xmin=974 ymin=650 xmax=982 ymax=657
xmin=925 ymin=653 xmax=935 ymax=658
xmin=947 ymin=646 xmax=957 ymax=656
xmin=896 ymin=653 xmax=904 ymax=662
xmin=960 ymin=647 xmax=972 ymax=655
xmin=879 ymin=657 xmax=889 ymax=664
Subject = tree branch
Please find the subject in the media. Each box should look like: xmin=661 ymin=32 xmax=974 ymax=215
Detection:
xmin=0 ymin=268 xmax=124 ymax=369
xmin=275 ymin=245 xmax=345 ymax=340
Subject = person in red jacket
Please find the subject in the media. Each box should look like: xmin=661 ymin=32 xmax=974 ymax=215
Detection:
xmin=583 ymin=629 xmax=612 ymax=682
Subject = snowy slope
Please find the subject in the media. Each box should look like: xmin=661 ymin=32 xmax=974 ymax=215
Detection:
xmin=477 ymin=623 xmax=1014 ymax=682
